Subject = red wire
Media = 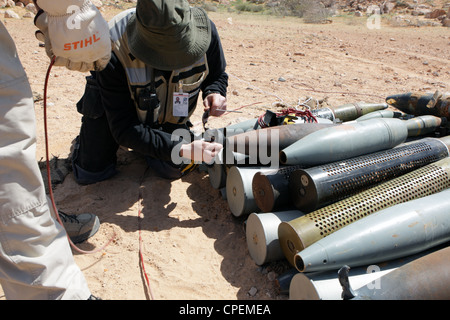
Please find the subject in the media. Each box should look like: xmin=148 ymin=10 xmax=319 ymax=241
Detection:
xmin=44 ymin=56 xmax=156 ymax=299
xmin=138 ymin=180 xmax=154 ymax=300
xmin=43 ymin=56 xmax=115 ymax=254
xmin=257 ymin=107 xmax=318 ymax=128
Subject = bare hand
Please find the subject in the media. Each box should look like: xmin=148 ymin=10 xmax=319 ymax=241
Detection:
xmin=179 ymin=140 xmax=223 ymax=164
xmin=203 ymin=93 xmax=227 ymax=117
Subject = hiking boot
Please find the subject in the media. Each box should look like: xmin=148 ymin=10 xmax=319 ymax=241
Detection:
xmin=58 ymin=211 xmax=100 ymax=244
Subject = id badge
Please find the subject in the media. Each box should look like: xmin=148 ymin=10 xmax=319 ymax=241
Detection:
xmin=173 ymin=92 xmax=189 ymax=117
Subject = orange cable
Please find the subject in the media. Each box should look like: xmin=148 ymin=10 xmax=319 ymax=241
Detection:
xmin=43 ymin=56 xmax=115 ymax=254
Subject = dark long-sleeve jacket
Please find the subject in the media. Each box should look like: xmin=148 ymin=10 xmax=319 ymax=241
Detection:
xmin=94 ymin=21 xmax=228 ymax=162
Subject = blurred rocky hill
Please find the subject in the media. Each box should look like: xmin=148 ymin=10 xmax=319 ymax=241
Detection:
xmin=2 ymin=0 xmax=449 ymax=26
xmin=230 ymin=0 xmax=450 ymax=26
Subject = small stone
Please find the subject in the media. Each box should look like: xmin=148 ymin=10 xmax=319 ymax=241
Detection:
xmin=267 ymin=271 xmax=277 ymax=281
xmin=4 ymin=9 xmax=20 ymax=19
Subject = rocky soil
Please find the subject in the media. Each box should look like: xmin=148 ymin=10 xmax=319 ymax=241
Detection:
xmin=0 ymin=0 xmax=449 ymax=300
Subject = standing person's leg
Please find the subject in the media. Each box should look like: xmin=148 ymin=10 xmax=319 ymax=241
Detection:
xmin=0 ymin=23 xmax=91 ymax=300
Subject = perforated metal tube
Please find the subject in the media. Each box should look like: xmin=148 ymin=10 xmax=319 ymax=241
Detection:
xmin=295 ymin=189 xmax=450 ymax=273
xmin=289 ymin=136 xmax=450 ymax=212
xmin=279 ymin=157 xmax=450 ymax=266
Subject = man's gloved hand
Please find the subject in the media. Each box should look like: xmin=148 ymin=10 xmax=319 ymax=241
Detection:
xmin=34 ymin=0 xmax=111 ymax=72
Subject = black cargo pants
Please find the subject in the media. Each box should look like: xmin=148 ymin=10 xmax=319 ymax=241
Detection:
xmin=72 ymin=75 xmax=119 ymax=185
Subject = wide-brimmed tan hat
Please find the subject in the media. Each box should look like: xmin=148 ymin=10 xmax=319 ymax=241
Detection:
xmin=126 ymin=0 xmax=212 ymax=70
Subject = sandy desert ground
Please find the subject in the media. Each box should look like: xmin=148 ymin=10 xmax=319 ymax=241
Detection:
xmin=1 ymin=2 xmax=449 ymax=301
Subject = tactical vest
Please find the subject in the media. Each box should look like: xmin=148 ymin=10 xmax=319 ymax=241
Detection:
xmin=109 ymin=9 xmax=209 ymax=126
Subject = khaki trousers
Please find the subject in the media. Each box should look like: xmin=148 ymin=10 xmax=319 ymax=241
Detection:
xmin=0 ymin=22 xmax=91 ymax=300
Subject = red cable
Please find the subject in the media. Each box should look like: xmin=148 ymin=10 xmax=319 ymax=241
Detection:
xmin=43 ymin=56 xmax=115 ymax=254
xmin=137 ymin=177 xmax=154 ymax=300
xmin=276 ymin=107 xmax=318 ymax=122
xmin=44 ymin=57 xmax=154 ymax=298
xmin=258 ymin=107 xmax=318 ymax=128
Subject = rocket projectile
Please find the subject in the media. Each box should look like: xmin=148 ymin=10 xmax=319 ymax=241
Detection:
xmin=330 ymin=102 xmax=388 ymax=122
xmin=207 ymin=150 xmax=249 ymax=189
xmin=279 ymin=118 xmax=408 ymax=166
xmin=309 ymin=107 xmax=336 ymax=122
xmin=205 ymin=118 xmax=261 ymax=190
xmin=252 ymin=165 xmax=304 ymax=212
xmin=207 ymin=162 xmax=227 ymax=190
xmin=288 ymin=136 xmax=450 ymax=212
xmin=203 ymin=117 xmax=260 ymax=143
xmin=207 ymin=109 xmax=330 ymax=144
xmin=226 ymin=122 xmax=335 ymax=156
xmin=207 ymin=114 xmax=295 ymax=189
xmin=226 ymin=118 xmax=260 ymax=130
xmin=347 ymin=246 xmax=450 ymax=300
xmin=290 ymin=266 xmax=392 ymax=300
xmin=246 ymin=211 xmax=304 ymax=265
xmin=278 ymin=157 xmax=450 ymax=266
xmin=225 ymin=104 xmax=392 ymax=161
xmin=355 ymin=109 xmax=407 ymax=121
xmin=288 ymin=248 xmax=436 ymax=300
xmin=294 ymin=188 xmax=450 ymax=273
xmin=357 ymin=113 xmax=444 ymax=137
xmin=290 ymin=245 xmax=445 ymax=300
xmin=287 ymin=102 xmax=387 ymax=123
xmin=279 ymin=116 xmax=445 ymax=166
xmin=226 ymin=167 xmax=276 ymax=217
xmin=386 ymin=91 xmax=450 ymax=119
xmin=404 ymin=115 xmax=445 ymax=137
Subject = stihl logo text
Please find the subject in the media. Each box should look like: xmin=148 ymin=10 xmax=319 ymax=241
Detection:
xmin=64 ymin=34 xmax=101 ymax=51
